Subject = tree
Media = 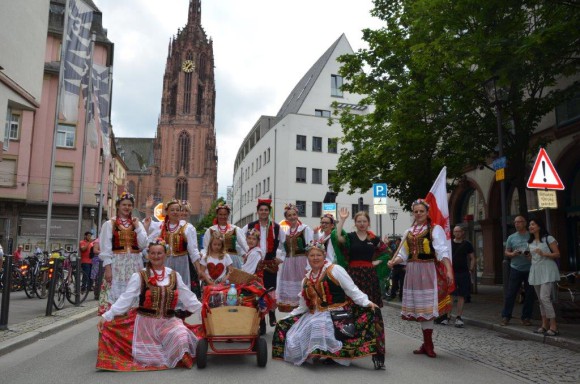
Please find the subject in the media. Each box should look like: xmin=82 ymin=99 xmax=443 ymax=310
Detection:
xmin=334 ymin=0 xmax=580 ymax=211
xmin=195 ymin=197 xmax=226 ymax=234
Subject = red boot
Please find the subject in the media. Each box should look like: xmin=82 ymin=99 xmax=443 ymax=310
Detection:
xmin=423 ymin=329 xmax=436 ymax=358
xmin=413 ymin=329 xmax=427 ymax=355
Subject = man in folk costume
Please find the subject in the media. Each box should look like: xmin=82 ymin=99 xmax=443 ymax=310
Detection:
xmin=242 ymin=199 xmax=283 ymax=334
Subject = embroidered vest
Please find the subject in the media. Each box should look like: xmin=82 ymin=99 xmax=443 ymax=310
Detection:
xmin=303 ymin=265 xmax=350 ymax=313
xmin=284 ymin=228 xmax=307 ymax=257
xmin=111 ymin=219 xmax=140 ymax=253
xmin=405 ymin=225 xmax=436 ymax=262
xmin=211 ymin=227 xmax=238 ymax=254
xmin=162 ymin=223 xmax=188 ymax=256
xmin=137 ymin=270 xmax=178 ymax=318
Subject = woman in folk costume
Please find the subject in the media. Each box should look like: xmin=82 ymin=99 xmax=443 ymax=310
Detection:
xmin=98 ymin=192 xmax=148 ymax=315
xmin=202 ymin=202 xmax=248 ymax=269
xmin=272 ymin=242 xmax=384 ymax=369
xmin=97 ymin=239 xmax=202 ymax=371
xmin=147 ymin=199 xmax=201 ymax=291
xmin=388 ymin=199 xmax=453 ymax=358
xmin=277 ymin=203 xmax=314 ymax=313
xmin=242 ymin=228 xmax=264 ymax=275
xmin=242 ymin=198 xmax=283 ymax=332
xmin=313 ymin=214 xmax=337 ymax=263
xmin=179 ymin=200 xmax=202 ymax=298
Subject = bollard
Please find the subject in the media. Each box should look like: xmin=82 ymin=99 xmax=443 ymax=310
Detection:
xmin=45 ymin=257 xmax=61 ymax=316
xmin=93 ymin=259 xmax=103 ymax=301
xmin=75 ymin=256 xmax=81 ymax=306
xmin=0 ymin=255 xmax=13 ymax=330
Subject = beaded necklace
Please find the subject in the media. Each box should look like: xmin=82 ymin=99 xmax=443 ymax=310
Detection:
xmin=152 ymin=268 xmax=165 ymax=282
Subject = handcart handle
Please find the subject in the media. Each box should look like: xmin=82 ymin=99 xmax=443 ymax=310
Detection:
xmin=259 ymin=287 xmax=275 ymax=300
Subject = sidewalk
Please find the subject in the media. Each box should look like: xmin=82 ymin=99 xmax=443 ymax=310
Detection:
xmin=385 ymin=284 xmax=580 ymax=352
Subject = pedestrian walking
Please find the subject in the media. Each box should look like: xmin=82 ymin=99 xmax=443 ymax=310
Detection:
xmin=451 ymin=225 xmax=475 ymax=328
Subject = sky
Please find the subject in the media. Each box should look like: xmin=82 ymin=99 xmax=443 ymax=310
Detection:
xmin=92 ymin=0 xmax=384 ymax=197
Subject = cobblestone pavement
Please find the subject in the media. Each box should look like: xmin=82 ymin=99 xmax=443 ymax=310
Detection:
xmin=384 ymin=306 xmax=580 ymax=384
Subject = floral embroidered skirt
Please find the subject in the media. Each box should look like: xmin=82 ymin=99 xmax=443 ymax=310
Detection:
xmin=272 ymin=306 xmax=385 ymax=364
xmin=96 ymin=309 xmax=204 ymax=371
xmin=346 ymin=265 xmax=383 ymax=308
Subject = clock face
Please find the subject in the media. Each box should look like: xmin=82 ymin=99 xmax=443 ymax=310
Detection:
xmin=182 ymin=60 xmax=195 ymax=73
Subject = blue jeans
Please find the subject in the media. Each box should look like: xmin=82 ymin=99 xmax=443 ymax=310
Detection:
xmin=501 ymin=267 xmax=534 ymax=320
xmin=81 ymin=263 xmax=93 ymax=290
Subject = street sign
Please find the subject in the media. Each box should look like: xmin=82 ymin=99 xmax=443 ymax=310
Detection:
xmin=527 ymin=148 xmax=565 ymax=190
xmin=537 ymin=190 xmax=558 ymax=209
xmin=373 ymin=197 xmax=387 ymax=205
xmin=492 ymin=156 xmax=506 ymax=171
xmin=495 ymin=168 xmax=505 ymax=181
xmin=373 ymin=183 xmax=388 ymax=197
xmin=322 ymin=203 xmax=336 ymax=218
xmin=373 ymin=204 xmax=388 ymax=215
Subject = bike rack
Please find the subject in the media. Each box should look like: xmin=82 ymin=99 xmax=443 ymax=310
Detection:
xmin=0 ymin=255 xmax=13 ymax=330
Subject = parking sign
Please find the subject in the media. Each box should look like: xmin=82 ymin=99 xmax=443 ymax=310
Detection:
xmin=373 ymin=183 xmax=388 ymax=197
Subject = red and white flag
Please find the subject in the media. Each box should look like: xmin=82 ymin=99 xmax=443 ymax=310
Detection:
xmin=424 ymin=166 xmax=451 ymax=254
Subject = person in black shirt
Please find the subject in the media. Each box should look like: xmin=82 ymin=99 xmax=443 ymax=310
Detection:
xmin=451 ymin=225 xmax=475 ymax=327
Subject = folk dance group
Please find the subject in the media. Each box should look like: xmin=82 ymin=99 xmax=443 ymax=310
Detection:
xmin=96 ymin=194 xmax=454 ymax=371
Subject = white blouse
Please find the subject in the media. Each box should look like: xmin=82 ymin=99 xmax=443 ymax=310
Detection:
xmin=396 ymin=224 xmax=450 ymax=262
xmin=101 ymin=267 xmax=202 ymax=322
xmin=288 ymin=263 xmax=372 ymax=317
xmin=241 ymin=247 xmax=264 ymax=274
xmin=99 ymin=218 xmax=149 ymax=267
xmin=147 ymin=220 xmax=201 ymax=263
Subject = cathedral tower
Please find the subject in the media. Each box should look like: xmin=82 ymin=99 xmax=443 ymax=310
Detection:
xmin=154 ymin=0 xmax=217 ymax=220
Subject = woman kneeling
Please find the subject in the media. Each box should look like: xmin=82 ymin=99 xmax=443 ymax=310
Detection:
xmin=272 ymin=242 xmax=384 ymax=369
xmin=96 ymin=239 xmax=202 ymax=371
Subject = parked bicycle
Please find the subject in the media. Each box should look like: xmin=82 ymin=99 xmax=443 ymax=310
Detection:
xmin=0 ymin=257 xmax=26 ymax=292
xmin=22 ymin=252 xmax=51 ymax=299
xmin=53 ymin=249 xmax=90 ymax=310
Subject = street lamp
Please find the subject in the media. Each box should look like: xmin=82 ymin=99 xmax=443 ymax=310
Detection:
xmin=389 ymin=210 xmax=398 ymax=238
xmin=483 ymin=76 xmax=509 ymax=295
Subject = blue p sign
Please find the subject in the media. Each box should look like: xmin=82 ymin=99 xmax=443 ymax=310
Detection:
xmin=373 ymin=183 xmax=388 ymax=197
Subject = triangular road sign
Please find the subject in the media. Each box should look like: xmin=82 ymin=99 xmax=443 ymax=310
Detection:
xmin=527 ymin=148 xmax=564 ymax=190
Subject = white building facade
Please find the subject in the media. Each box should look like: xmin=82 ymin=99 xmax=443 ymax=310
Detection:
xmin=232 ymin=34 xmax=411 ymax=236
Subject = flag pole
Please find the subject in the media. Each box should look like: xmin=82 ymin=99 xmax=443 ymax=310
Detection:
xmin=45 ymin=0 xmax=71 ymax=253
xmin=74 ymin=32 xmax=96 ymax=306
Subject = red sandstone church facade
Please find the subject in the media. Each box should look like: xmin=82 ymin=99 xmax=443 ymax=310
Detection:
xmin=117 ymin=0 xmax=217 ymax=222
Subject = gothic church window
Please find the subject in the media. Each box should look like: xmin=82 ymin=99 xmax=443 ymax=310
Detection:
xmin=178 ymin=131 xmax=190 ymax=174
xmin=196 ymin=85 xmax=204 ymax=119
xmin=183 ymin=52 xmax=193 ymax=114
xmin=176 ymin=177 xmax=188 ymax=201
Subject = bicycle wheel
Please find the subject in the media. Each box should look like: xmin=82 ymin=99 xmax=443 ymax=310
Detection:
xmin=35 ymin=270 xmax=49 ymax=299
xmin=65 ymin=269 xmax=90 ymax=304
xmin=23 ymin=270 xmax=35 ymax=298
xmin=53 ymin=273 xmax=66 ymax=310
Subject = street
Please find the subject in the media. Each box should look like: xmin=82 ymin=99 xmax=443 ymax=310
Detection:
xmin=1 ymin=305 xmax=577 ymax=384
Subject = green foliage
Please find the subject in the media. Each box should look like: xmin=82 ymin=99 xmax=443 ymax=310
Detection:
xmin=334 ymin=0 xmax=580 ymax=211
xmin=195 ymin=197 xmax=226 ymax=233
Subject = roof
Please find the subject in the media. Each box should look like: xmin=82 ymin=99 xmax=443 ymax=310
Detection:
xmin=115 ymin=138 xmax=155 ymax=172
xmin=275 ymin=34 xmax=345 ymax=119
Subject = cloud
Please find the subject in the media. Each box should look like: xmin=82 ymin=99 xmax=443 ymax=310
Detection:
xmin=92 ymin=0 xmax=383 ymax=197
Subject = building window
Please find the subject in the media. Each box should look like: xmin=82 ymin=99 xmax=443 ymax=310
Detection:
xmin=296 ymin=200 xmax=306 ymax=217
xmin=296 ymin=167 xmax=307 ymax=183
xmin=331 ymin=74 xmax=343 ymax=97
xmin=312 ymin=201 xmax=322 ymax=217
xmin=196 ymin=85 xmax=204 ymax=119
xmin=312 ymin=136 xmax=322 ymax=152
xmin=56 ymin=124 xmax=76 ymax=148
xmin=312 ymin=168 xmax=322 ymax=184
xmin=176 ymin=177 xmax=188 ymax=200
xmin=267 ymin=177 xmax=270 ymax=192
xmin=178 ymin=131 xmax=190 ymax=174
xmin=296 ymin=135 xmax=306 ymax=150
xmin=128 ymin=180 xmax=136 ymax=195
xmin=267 ymin=148 xmax=271 ymax=162
xmin=315 ymin=109 xmax=331 ymax=118
xmin=328 ymin=138 xmax=338 ymax=153
xmin=6 ymin=110 xmax=20 ymax=140
xmin=0 ymin=158 xmax=17 ymax=187
xmin=54 ymin=165 xmax=73 ymax=193
xmin=199 ymin=54 xmax=206 ymax=81
xmin=556 ymin=91 xmax=580 ymax=128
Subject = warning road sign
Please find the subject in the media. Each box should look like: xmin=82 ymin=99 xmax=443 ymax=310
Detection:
xmin=526 ymin=148 xmax=564 ymax=190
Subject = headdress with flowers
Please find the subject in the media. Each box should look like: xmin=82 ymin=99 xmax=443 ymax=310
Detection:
xmin=412 ymin=198 xmax=430 ymax=210
xmin=215 ymin=202 xmax=231 ymax=213
xmin=164 ymin=198 xmax=181 ymax=211
xmin=148 ymin=238 xmax=169 ymax=252
xmin=180 ymin=200 xmax=192 ymax=212
xmin=305 ymin=240 xmax=326 ymax=254
xmin=284 ymin=203 xmax=298 ymax=213
xmin=116 ymin=191 xmax=135 ymax=205
xmin=320 ymin=213 xmax=335 ymax=224
xmin=246 ymin=228 xmax=261 ymax=239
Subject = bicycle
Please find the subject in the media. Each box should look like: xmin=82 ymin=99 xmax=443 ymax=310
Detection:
xmin=22 ymin=252 xmax=51 ymax=299
xmin=53 ymin=250 xmax=90 ymax=310
xmin=0 ymin=258 xmax=26 ymax=292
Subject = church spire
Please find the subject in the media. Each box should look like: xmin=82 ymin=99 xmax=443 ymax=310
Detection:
xmin=188 ymin=0 xmax=201 ymax=27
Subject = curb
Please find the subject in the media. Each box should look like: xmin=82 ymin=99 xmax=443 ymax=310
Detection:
xmin=0 ymin=307 xmax=97 ymax=357
xmin=384 ymin=301 xmax=580 ymax=353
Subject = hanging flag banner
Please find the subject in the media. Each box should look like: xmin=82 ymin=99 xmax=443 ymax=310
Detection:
xmin=424 ymin=167 xmax=451 ymax=252
xmin=91 ymin=63 xmax=112 ymax=155
xmin=526 ymin=148 xmax=564 ymax=190
xmin=60 ymin=0 xmax=94 ymax=122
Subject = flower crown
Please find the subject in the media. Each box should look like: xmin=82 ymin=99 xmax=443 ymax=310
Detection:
xmin=148 ymin=238 xmax=169 ymax=252
xmin=284 ymin=203 xmax=298 ymax=212
xmin=305 ymin=240 xmax=326 ymax=253
xmin=215 ymin=202 xmax=231 ymax=213
xmin=165 ymin=198 xmax=180 ymax=210
xmin=412 ymin=198 xmax=430 ymax=210
xmin=210 ymin=231 xmax=225 ymax=241
xmin=246 ymin=228 xmax=261 ymax=239
xmin=116 ymin=191 xmax=135 ymax=204
xmin=320 ymin=213 xmax=335 ymax=224
xmin=180 ymin=200 xmax=192 ymax=212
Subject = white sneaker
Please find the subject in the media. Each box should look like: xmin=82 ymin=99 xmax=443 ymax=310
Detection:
xmin=454 ymin=317 xmax=464 ymax=328
xmin=440 ymin=319 xmax=449 ymax=325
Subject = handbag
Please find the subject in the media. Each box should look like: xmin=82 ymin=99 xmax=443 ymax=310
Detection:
xmin=329 ymin=309 xmax=357 ymax=341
